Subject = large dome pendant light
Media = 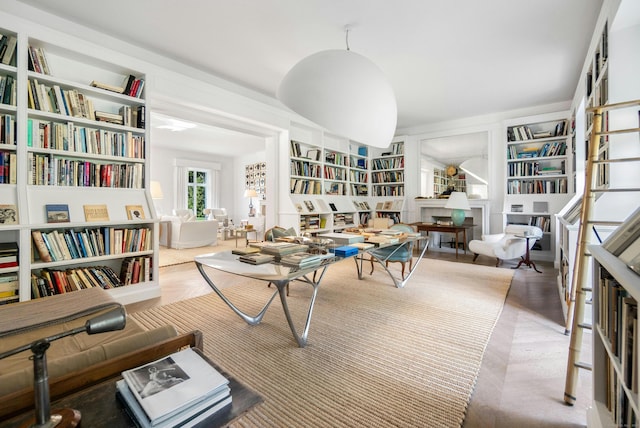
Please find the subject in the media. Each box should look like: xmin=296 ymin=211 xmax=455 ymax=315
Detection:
xmin=277 ymin=27 xmax=397 ymax=148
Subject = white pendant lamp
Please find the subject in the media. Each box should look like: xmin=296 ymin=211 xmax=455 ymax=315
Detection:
xmin=277 ymin=29 xmax=397 ymax=148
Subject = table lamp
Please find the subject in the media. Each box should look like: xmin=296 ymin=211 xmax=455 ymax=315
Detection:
xmin=444 ymin=192 xmax=471 ymax=226
xmin=244 ymin=189 xmax=258 ymax=217
xmin=0 ymin=306 xmax=127 ymax=427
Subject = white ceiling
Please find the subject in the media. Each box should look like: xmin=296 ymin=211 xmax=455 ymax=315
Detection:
xmin=13 ymin=0 xmax=604 ymax=158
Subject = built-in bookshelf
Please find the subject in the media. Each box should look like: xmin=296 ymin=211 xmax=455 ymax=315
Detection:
xmin=289 ymin=139 xmax=323 ymax=195
xmin=349 ymin=143 xmax=369 ymax=196
xmin=590 ymin=245 xmax=640 ymax=427
xmin=371 ymin=141 xmax=405 ymax=197
xmin=0 ymin=27 xmax=158 ymax=305
xmin=504 ymin=113 xmax=574 ymax=263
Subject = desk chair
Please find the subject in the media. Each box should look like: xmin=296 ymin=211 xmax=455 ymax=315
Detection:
xmin=369 ymin=223 xmax=416 ymax=279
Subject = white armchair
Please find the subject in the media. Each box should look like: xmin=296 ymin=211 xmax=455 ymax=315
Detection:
xmin=161 ymin=209 xmax=218 ymax=249
xmin=203 ymin=208 xmax=228 ymax=227
xmin=468 ymin=224 xmax=543 ymax=267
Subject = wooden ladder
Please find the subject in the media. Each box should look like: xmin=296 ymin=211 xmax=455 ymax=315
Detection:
xmin=564 ymin=99 xmax=640 ymax=406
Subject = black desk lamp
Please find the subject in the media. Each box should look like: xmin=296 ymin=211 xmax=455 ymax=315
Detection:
xmin=0 ymin=306 xmax=127 ymax=427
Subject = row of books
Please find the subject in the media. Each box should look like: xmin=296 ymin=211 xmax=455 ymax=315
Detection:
xmin=0 ymin=34 xmax=17 ymax=67
xmin=31 ymin=226 xmax=151 ymax=263
xmin=350 ymin=170 xmax=367 ymax=183
xmin=28 ymin=152 xmax=144 ymax=188
xmin=1 ymin=113 xmax=16 ymax=145
xmin=325 ymin=151 xmax=349 ymax=166
xmin=0 ymin=150 xmax=16 ymax=184
xmin=290 ymin=178 xmax=322 ymax=195
xmin=27 ymin=119 xmax=145 ymax=159
xmin=0 ymin=241 xmax=18 ymax=268
xmin=27 ymin=45 xmax=52 ymax=75
xmin=507 ymin=141 xmax=567 ymax=159
xmin=507 ymin=178 xmax=568 ymax=195
xmin=507 ymin=121 xmax=567 ymax=142
xmin=28 ymin=78 xmax=96 ymax=120
xmin=0 ymin=75 xmax=16 ymax=106
xmin=323 ymin=166 xmax=346 ymax=180
xmin=117 ymin=348 xmax=231 ymax=428
xmin=372 ymin=185 xmax=405 ymax=197
xmin=371 ymin=170 xmax=404 ymax=183
xmin=351 ymin=184 xmax=368 ymax=196
xmin=290 ymin=160 xmax=322 ymax=178
xmin=507 ymin=161 xmax=565 ymax=177
xmin=91 ymin=74 xmax=145 ymax=99
xmin=371 ymin=157 xmax=404 ymax=170
xmin=333 ymin=213 xmax=354 ymax=227
xmin=325 ymin=182 xmax=346 ymax=196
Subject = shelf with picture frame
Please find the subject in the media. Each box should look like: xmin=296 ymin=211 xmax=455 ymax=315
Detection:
xmin=0 ymin=26 xmax=158 ymax=305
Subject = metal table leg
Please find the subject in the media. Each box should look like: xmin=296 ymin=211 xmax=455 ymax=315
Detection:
xmin=196 ymin=262 xmax=329 ymax=347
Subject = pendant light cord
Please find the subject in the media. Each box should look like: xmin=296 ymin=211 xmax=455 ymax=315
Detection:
xmin=345 ymin=27 xmax=350 ymax=51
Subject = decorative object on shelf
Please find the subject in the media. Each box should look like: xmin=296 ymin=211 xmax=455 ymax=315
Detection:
xmin=277 ymin=27 xmax=396 ymax=148
xmin=0 ymin=306 xmax=126 ymax=428
xmin=444 ymin=192 xmax=470 ymax=226
xmin=244 ymin=189 xmax=258 ymax=217
xmin=126 ymin=204 xmax=145 ymax=220
xmin=45 ymin=204 xmax=70 ymax=223
xmin=0 ymin=204 xmax=18 ymax=224
xmin=83 ymin=204 xmax=109 ymax=222
xmin=445 ymin=165 xmax=458 ymax=177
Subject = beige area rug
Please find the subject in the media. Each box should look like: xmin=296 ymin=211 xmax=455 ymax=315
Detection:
xmin=132 ymin=258 xmax=514 ymax=427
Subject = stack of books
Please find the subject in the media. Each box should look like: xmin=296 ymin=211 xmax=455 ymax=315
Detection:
xmin=239 ymin=253 xmax=275 ymax=265
xmin=250 ymin=242 xmax=309 ymax=260
xmin=280 ymin=252 xmax=322 ymax=269
xmin=117 ymin=348 xmax=232 ymax=428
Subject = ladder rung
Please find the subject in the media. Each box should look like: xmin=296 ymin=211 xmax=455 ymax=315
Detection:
xmin=586 ymin=99 xmax=640 ymax=113
xmin=585 ymin=220 xmax=623 ymax=226
xmin=582 ymin=287 xmax=593 ymax=292
xmin=578 ymin=323 xmax=592 ymax=330
xmin=585 ymin=299 xmax=593 ymax=305
xmin=594 ymin=127 xmax=640 ymax=136
xmin=574 ymin=362 xmax=593 ymax=371
xmin=590 ymin=188 xmax=640 ymax=193
xmin=593 ymin=157 xmax=640 ymax=164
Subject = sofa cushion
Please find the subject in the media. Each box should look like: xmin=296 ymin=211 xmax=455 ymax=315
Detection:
xmin=0 ymin=288 xmax=178 ymax=398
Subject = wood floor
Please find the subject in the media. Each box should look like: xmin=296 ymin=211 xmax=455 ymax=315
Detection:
xmin=127 ymin=242 xmax=593 ymax=428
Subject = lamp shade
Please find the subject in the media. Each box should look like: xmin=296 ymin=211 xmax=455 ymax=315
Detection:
xmin=244 ymin=189 xmax=258 ymax=198
xmin=277 ymin=49 xmax=397 ymax=148
xmin=444 ymin=192 xmax=471 ymax=210
xmin=150 ymin=181 xmax=164 ymax=200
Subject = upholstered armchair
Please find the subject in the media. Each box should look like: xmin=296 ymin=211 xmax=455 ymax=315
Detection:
xmin=468 ymin=224 xmax=543 ymax=267
xmin=203 ymin=208 xmax=229 ymax=227
xmin=161 ymin=209 xmax=218 ymax=249
xmin=369 ymin=223 xmax=416 ymax=279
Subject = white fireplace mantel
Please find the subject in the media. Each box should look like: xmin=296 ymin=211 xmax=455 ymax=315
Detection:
xmin=414 ymin=199 xmax=491 ymax=236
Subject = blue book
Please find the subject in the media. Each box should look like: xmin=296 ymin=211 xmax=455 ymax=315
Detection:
xmin=329 ymin=245 xmax=359 ymax=257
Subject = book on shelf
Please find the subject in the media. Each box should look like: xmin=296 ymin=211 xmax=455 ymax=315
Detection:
xmin=83 ymin=204 xmax=109 ymax=222
xmin=0 ymin=204 xmax=18 ymax=224
xmin=89 ymin=80 xmax=124 ymax=94
xmin=45 ymin=204 xmax=70 ymax=223
xmin=1 ymin=35 xmax=17 ymax=66
xmin=126 ymin=205 xmax=146 ymax=220
xmin=119 ymin=347 xmax=231 ymax=428
xmin=603 ymin=206 xmax=640 ymax=257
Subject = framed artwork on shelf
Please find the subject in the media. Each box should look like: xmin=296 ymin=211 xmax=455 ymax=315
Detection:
xmin=0 ymin=204 xmax=18 ymax=224
xmin=83 ymin=204 xmax=109 ymax=222
xmin=126 ymin=205 xmax=146 ymax=220
xmin=45 ymin=204 xmax=70 ymax=223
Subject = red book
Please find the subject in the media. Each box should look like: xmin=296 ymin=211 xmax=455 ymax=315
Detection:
xmin=0 ymin=261 xmax=18 ymax=268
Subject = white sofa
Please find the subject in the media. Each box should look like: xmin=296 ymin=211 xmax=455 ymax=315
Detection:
xmin=161 ymin=209 xmax=218 ymax=249
xmin=468 ymin=224 xmax=543 ymax=267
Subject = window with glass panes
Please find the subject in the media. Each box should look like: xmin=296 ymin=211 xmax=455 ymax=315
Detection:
xmin=186 ymin=169 xmax=209 ymax=218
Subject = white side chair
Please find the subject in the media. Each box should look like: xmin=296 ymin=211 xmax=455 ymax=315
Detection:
xmin=468 ymin=224 xmax=543 ymax=267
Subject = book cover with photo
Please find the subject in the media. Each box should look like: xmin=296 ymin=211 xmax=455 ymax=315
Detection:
xmin=126 ymin=205 xmax=145 ymax=220
xmin=0 ymin=204 xmax=18 ymax=224
xmin=45 ymin=204 xmax=70 ymax=223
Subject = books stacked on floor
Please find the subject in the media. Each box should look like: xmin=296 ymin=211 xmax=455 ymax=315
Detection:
xmin=239 ymin=253 xmax=275 ymax=265
xmin=280 ymin=252 xmax=323 ymax=269
xmin=117 ymin=348 xmax=231 ymax=428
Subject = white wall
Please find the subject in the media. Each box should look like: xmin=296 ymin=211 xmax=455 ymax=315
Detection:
xmin=151 ymin=147 xmax=234 ymax=217
xmin=233 ymin=151 xmax=267 ymax=225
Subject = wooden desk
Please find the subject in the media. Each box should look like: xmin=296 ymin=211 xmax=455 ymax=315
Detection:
xmin=411 ymin=223 xmax=475 ymax=258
